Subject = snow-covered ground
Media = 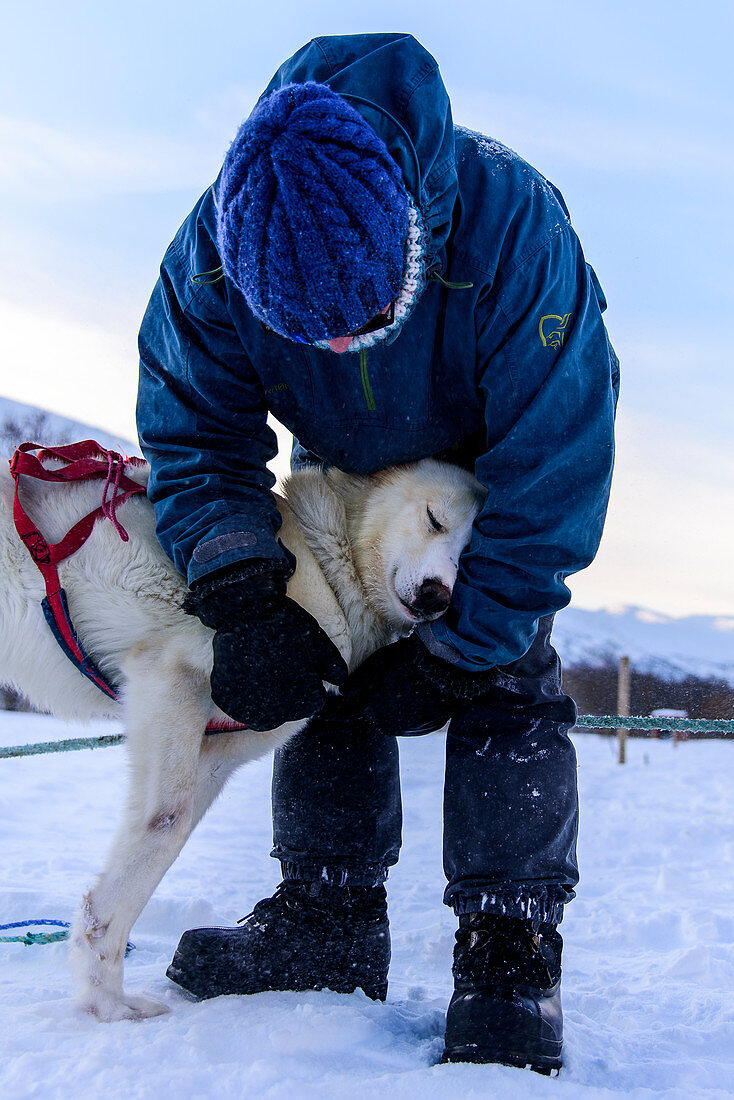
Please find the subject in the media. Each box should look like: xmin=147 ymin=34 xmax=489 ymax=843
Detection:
xmin=1 ymin=712 xmax=732 ymax=1099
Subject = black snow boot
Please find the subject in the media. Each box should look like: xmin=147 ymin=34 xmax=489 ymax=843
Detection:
xmin=166 ymin=881 xmax=390 ymax=1002
xmin=441 ymin=912 xmax=564 ymax=1074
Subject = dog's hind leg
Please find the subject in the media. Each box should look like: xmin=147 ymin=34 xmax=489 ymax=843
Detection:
xmin=70 ymin=647 xmax=213 ymax=1022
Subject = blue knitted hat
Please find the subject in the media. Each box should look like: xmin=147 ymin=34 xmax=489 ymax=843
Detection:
xmin=217 ymin=81 xmax=410 ymax=343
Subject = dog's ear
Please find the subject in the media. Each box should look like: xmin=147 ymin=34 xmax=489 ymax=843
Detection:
xmin=367 ymin=465 xmax=403 ymax=487
xmin=327 ymin=469 xmax=369 ymax=499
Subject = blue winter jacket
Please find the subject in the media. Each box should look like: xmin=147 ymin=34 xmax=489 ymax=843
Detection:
xmin=137 ymin=32 xmax=618 ymax=672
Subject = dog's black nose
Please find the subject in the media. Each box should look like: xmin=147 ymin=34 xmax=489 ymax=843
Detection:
xmin=412 ymin=578 xmax=452 ymax=617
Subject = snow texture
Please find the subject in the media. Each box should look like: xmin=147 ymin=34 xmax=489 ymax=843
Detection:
xmin=1 ymin=712 xmax=733 ymax=1098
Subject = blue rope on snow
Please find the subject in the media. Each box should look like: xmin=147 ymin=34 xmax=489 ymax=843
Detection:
xmin=0 ymin=919 xmax=134 ymax=953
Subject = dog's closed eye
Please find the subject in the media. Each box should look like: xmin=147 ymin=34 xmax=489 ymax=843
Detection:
xmin=426 ymin=506 xmax=446 ymax=533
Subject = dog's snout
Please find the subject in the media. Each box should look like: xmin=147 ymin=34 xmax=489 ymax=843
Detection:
xmin=413 ymin=578 xmax=452 ymax=617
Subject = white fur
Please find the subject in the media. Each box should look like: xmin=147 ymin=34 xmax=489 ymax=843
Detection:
xmin=0 ymin=455 xmax=483 ymax=1020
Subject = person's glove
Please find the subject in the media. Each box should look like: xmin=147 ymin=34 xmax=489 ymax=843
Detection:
xmin=322 ymin=632 xmax=497 ymax=737
xmin=185 ymin=561 xmax=348 ymax=730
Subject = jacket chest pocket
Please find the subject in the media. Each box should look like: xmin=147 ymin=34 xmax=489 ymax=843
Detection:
xmin=255 ymin=342 xmax=315 ymax=424
xmin=303 ymin=350 xmax=385 ymax=422
xmin=311 ymin=340 xmax=435 ymax=430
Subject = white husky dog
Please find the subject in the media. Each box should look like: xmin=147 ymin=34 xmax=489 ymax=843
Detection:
xmin=0 ymin=453 xmax=483 ymax=1020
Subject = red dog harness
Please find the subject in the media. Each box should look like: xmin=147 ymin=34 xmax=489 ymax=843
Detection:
xmin=10 ymin=441 xmax=245 ymax=732
xmin=10 ymin=441 xmax=147 ymax=700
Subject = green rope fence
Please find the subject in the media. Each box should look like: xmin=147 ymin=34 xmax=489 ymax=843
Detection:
xmin=574 ymin=714 xmax=734 ymax=733
xmin=0 ymin=733 xmax=124 ymax=759
xmin=0 ymin=715 xmax=732 ymax=760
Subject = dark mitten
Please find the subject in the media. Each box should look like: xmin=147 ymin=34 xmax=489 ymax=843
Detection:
xmin=324 ymin=632 xmax=496 ymax=737
xmin=185 ymin=562 xmax=348 ymax=730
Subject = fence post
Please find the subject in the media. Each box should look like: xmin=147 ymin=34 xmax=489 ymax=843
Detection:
xmin=617 ymin=655 xmax=631 ymax=764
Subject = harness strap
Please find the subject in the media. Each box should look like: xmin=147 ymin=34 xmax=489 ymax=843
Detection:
xmin=41 ymin=589 xmax=119 ymax=699
xmin=10 ymin=441 xmax=148 ymax=700
xmin=9 ymin=440 xmax=248 ymax=732
xmin=10 ymin=440 xmax=146 ymax=488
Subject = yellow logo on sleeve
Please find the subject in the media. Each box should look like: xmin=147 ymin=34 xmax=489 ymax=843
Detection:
xmin=539 ymin=313 xmax=572 ymax=349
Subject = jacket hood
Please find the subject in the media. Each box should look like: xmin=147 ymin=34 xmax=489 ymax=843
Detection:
xmin=260 ymin=33 xmax=458 ymax=269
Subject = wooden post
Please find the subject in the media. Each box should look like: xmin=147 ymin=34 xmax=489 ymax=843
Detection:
xmin=617 ymin=655 xmax=631 ymax=764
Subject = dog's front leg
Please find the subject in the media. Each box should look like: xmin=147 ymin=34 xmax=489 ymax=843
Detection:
xmin=70 ymin=650 xmax=211 ymax=1022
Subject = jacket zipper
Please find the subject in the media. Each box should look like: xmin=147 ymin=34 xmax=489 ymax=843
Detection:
xmin=359 ymin=349 xmax=376 ymax=412
xmin=355 ymin=275 xmax=474 ymax=412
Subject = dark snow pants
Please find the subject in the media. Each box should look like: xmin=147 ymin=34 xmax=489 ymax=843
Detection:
xmin=271 ymin=615 xmax=579 ymax=925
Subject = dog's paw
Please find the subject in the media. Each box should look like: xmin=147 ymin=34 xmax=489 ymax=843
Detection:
xmin=80 ymin=989 xmax=170 ymax=1022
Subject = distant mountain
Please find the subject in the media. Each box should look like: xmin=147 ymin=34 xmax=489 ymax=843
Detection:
xmin=0 ymin=395 xmax=138 ymax=457
xmin=554 ymin=605 xmax=734 ymax=686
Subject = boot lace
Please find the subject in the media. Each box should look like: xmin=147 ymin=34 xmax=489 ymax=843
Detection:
xmin=454 ymin=914 xmax=561 ymax=988
xmin=237 ymin=882 xmax=387 ymax=930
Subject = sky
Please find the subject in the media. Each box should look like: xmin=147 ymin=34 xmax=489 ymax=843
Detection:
xmin=1 ymin=0 xmax=733 ymax=617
